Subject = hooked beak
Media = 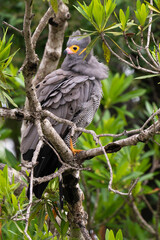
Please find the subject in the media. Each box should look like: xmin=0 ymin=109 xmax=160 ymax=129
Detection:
xmin=63 ymin=47 xmax=74 ymax=55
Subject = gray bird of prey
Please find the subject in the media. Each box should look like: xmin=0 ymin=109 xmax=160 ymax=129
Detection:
xmin=21 ymin=30 xmax=108 ymax=199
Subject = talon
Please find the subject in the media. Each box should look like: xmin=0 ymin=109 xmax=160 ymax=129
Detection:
xmin=70 ymin=137 xmax=83 ymax=155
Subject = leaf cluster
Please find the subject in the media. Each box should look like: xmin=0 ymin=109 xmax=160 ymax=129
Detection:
xmin=77 ymin=73 xmax=160 ymax=238
xmin=0 ymin=29 xmax=20 ymax=107
xmin=105 ymin=229 xmax=123 ymax=240
xmin=135 ymin=0 xmax=149 ymax=27
xmin=75 ymin=0 xmax=116 ymax=32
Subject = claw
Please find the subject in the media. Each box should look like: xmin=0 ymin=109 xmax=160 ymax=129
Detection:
xmin=70 ymin=138 xmax=83 ymax=155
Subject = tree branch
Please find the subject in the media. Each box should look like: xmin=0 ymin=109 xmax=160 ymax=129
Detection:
xmin=32 ymin=6 xmax=54 ymax=49
xmin=33 ymin=0 xmax=70 ymax=85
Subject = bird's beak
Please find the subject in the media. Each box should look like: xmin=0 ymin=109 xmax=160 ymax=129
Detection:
xmin=63 ymin=47 xmax=74 ymax=55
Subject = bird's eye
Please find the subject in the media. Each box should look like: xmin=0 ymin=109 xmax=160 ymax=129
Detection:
xmin=69 ymin=45 xmax=80 ymax=53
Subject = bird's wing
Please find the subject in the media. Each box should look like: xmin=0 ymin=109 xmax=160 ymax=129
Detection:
xmin=21 ymin=69 xmax=99 ymax=157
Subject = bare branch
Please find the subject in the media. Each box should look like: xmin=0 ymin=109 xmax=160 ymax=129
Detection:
xmin=23 ymin=0 xmax=38 ymax=63
xmin=24 ymin=139 xmax=43 ymax=239
xmin=101 ymin=33 xmax=160 ymax=74
xmin=146 ymin=0 xmax=153 ymax=48
xmin=75 ymin=120 xmax=160 ymax=163
xmin=33 ymin=165 xmax=70 ymax=185
xmin=32 ymin=6 xmax=54 ymax=49
xmin=0 ymin=107 xmax=33 ymax=121
xmin=130 ymin=196 xmax=156 ymax=234
xmin=2 ymin=21 xmax=23 ymax=35
xmin=41 ymin=118 xmax=73 ymax=160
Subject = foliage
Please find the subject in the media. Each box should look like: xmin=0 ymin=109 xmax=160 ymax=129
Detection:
xmin=0 ymin=0 xmax=160 ymax=239
xmin=135 ymin=0 xmax=149 ymax=27
xmin=0 ymin=166 xmax=68 ymax=239
xmin=0 ymin=29 xmax=19 ymax=107
xmin=77 ymin=72 xmax=160 ymax=239
xmin=105 ymin=229 xmax=123 ymax=240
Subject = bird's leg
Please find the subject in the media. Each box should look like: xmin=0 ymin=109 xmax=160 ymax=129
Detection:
xmin=70 ymin=137 xmax=83 ymax=155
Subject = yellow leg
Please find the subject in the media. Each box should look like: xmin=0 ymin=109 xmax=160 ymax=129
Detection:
xmin=70 ymin=138 xmax=83 ymax=155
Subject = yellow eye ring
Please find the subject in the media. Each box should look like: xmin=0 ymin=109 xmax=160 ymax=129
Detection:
xmin=69 ymin=45 xmax=80 ymax=53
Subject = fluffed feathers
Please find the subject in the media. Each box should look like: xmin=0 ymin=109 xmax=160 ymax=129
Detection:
xmin=21 ymin=30 xmax=108 ymax=199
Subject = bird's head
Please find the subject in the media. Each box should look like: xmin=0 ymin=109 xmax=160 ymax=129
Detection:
xmin=62 ymin=30 xmax=108 ymax=80
xmin=63 ymin=30 xmax=91 ymax=62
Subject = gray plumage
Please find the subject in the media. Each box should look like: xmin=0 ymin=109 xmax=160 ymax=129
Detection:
xmin=21 ymin=30 xmax=108 ymax=198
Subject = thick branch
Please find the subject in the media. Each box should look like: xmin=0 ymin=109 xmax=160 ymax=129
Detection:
xmin=74 ymin=121 xmax=160 ymax=163
xmin=0 ymin=108 xmax=33 ymax=121
xmin=33 ymin=0 xmax=70 ymax=85
xmin=23 ymin=0 xmax=38 ymax=63
xmin=41 ymin=118 xmax=73 ymax=160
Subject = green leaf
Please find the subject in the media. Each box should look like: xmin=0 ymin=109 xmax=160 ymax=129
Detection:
xmin=109 ymin=230 xmax=115 ymax=240
xmin=122 ymin=171 xmax=143 ymax=182
xmin=116 ymin=88 xmax=146 ymax=103
xmin=46 ymin=203 xmax=61 ymax=233
xmin=2 ymin=90 xmax=18 ymax=107
xmin=11 ymin=193 xmax=18 ymax=209
xmin=105 ymin=229 xmax=110 ymax=240
xmin=61 ymin=219 xmax=69 ymax=236
xmin=119 ymin=9 xmax=126 ymax=30
xmin=2 ymin=48 xmax=19 ymax=70
xmin=38 ymin=205 xmax=46 ymax=230
xmin=139 ymin=172 xmax=157 ymax=182
xmin=84 ymin=36 xmax=99 ymax=59
xmin=104 ymin=22 xmax=121 ymax=31
xmin=126 ymin=6 xmax=130 ymax=21
xmin=115 ymin=229 xmax=123 ymax=240
xmin=104 ymin=0 xmax=117 ymax=27
xmin=134 ymin=74 xmax=160 ymax=79
xmin=0 ymin=80 xmax=13 ymax=91
xmin=0 ymin=90 xmax=7 ymax=106
xmin=155 ymin=0 xmax=160 ymax=10
xmin=50 ymin=0 xmax=58 ymax=13
xmin=92 ymin=0 xmax=104 ymax=29
xmin=0 ymin=128 xmax=12 ymax=139
xmin=0 ymin=43 xmax=12 ymax=62
xmin=87 ymin=180 xmax=106 ymax=188
xmin=84 ymin=171 xmax=106 ymax=181
xmin=136 ymin=0 xmax=141 ymax=10
xmin=135 ymin=1 xmax=149 ymax=26
xmin=145 ymin=0 xmax=160 ymax=13
xmin=102 ymin=41 xmax=111 ymax=63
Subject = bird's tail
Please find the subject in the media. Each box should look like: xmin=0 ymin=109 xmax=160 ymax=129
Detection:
xmin=25 ymin=144 xmax=62 ymax=200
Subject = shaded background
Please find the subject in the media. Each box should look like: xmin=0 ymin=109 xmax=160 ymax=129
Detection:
xmin=0 ymin=0 xmax=160 ymax=239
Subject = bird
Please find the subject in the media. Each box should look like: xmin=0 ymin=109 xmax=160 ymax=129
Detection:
xmin=21 ymin=30 xmax=108 ymax=199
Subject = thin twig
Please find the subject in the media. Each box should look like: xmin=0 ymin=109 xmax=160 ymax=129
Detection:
xmin=130 ymin=196 xmax=156 ymax=235
xmin=141 ymin=195 xmax=155 ymax=214
xmin=24 ymin=140 xmax=43 ymax=239
xmin=33 ymin=165 xmax=71 ymax=185
xmin=155 ymin=192 xmax=160 ymax=240
xmin=146 ymin=0 xmax=153 ymax=48
xmin=101 ymin=33 xmax=159 ymax=74
xmin=98 ymin=139 xmax=129 ymax=195
xmin=2 ymin=21 xmax=23 ymax=35
xmin=141 ymin=108 xmax=160 ymax=130
xmin=90 ymin=188 xmax=100 ymax=225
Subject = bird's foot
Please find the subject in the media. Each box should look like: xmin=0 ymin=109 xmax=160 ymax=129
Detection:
xmin=70 ymin=138 xmax=83 ymax=155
